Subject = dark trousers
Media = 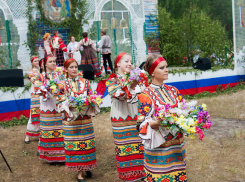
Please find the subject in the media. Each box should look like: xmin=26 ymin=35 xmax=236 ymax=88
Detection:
xmin=102 ymin=54 xmax=113 ymax=74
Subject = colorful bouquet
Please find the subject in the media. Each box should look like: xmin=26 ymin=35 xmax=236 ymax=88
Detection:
xmin=77 ymin=71 xmax=83 ymax=78
xmin=87 ymin=91 xmax=103 ymax=107
xmin=42 ymin=78 xmax=60 ymax=94
xmin=122 ymin=67 xmax=151 ymax=87
xmin=154 ymin=99 xmax=212 ymax=141
xmin=67 ymin=91 xmax=103 ymax=113
xmin=54 ymin=66 xmax=65 ymax=75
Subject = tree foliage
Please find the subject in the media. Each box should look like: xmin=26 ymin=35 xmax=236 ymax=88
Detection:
xmin=146 ymin=6 xmax=231 ymax=66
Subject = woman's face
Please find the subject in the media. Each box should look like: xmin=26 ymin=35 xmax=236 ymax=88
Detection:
xmin=45 ymin=57 xmax=56 ymax=71
xmin=152 ymin=60 xmax=168 ymax=82
xmin=65 ymin=62 xmax=78 ymax=78
xmin=47 ymin=35 xmax=51 ymax=40
xmin=117 ymin=55 xmax=132 ymax=74
xmin=32 ymin=58 xmax=39 ymax=68
xmin=71 ymin=37 xmax=75 ymax=42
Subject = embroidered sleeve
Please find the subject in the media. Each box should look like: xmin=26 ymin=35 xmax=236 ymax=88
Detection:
xmin=28 ymin=70 xmax=42 ymax=93
xmin=106 ymin=78 xmax=134 ymax=101
xmin=87 ymin=80 xmax=93 ymax=95
xmin=169 ymin=85 xmax=184 ymax=103
xmin=137 ymin=93 xmax=152 ymax=131
xmin=58 ymin=37 xmax=67 ymax=52
xmin=57 ymin=80 xmax=66 ymax=103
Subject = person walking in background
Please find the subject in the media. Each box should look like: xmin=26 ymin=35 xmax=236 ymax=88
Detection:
xmin=75 ymin=32 xmax=101 ymax=77
xmin=24 ymin=56 xmax=42 ymax=144
xmin=51 ymin=30 xmax=69 ymax=66
xmin=67 ymin=36 xmax=83 ymax=65
xmin=99 ymin=29 xmax=113 ymax=75
xmin=106 ymin=53 xmax=145 ymax=181
xmin=43 ymin=33 xmax=53 ymax=57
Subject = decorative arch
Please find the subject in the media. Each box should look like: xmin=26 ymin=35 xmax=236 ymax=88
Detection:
xmin=94 ymin=0 xmax=138 ymax=21
xmin=0 ymin=0 xmax=13 ymax=20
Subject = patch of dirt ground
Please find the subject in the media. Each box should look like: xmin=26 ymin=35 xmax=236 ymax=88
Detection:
xmin=1 ymin=91 xmax=245 ymax=182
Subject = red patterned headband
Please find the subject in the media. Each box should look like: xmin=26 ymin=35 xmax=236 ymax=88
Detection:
xmin=39 ymin=59 xmax=44 ymax=67
xmin=64 ymin=58 xmax=76 ymax=68
xmin=115 ymin=52 xmax=127 ymax=68
xmin=149 ymin=57 xmax=166 ymax=75
xmin=44 ymin=55 xmax=52 ymax=66
xmin=31 ymin=57 xmax=38 ymax=63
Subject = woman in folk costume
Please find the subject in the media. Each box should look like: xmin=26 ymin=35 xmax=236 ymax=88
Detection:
xmin=57 ymin=58 xmax=99 ymax=182
xmin=67 ymin=36 xmax=83 ymax=64
xmin=137 ymin=54 xmax=187 ymax=182
xmin=106 ymin=52 xmax=145 ymax=181
xmin=51 ymin=30 xmax=69 ymax=66
xmin=24 ymin=56 xmax=42 ymax=144
xmin=43 ymin=33 xmax=53 ymax=57
xmin=75 ymin=32 xmax=101 ymax=77
xmin=38 ymin=55 xmax=65 ymax=163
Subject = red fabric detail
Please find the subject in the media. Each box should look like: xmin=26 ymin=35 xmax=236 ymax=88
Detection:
xmin=96 ymin=79 xmax=108 ymax=95
xmin=133 ymin=115 xmax=137 ymax=120
xmin=39 ymin=137 xmax=64 ymax=142
xmin=125 ymin=115 xmax=133 ymax=121
xmin=38 ymin=155 xmax=65 ymax=162
xmin=0 ymin=110 xmax=30 ymax=122
xmin=115 ymin=52 xmax=127 ymax=68
xmin=121 ymin=86 xmax=132 ymax=99
xmin=179 ymin=82 xmax=240 ymax=95
xmin=26 ymin=132 xmax=40 ymax=137
xmin=65 ymin=148 xmax=96 ymax=155
xmin=39 ymin=59 xmax=44 ymax=67
xmin=116 ymin=154 xmax=144 ymax=162
xmin=64 ymin=58 xmax=75 ymax=68
xmin=31 ymin=57 xmax=38 ymax=63
xmin=139 ymin=123 xmax=148 ymax=135
xmin=149 ymin=57 xmax=166 ymax=75
xmin=32 ymin=121 xmax=40 ymax=124
xmin=109 ymin=73 xmax=118 ymax=80
xmin=118 ymin=117 xmax=124 ymax=121
xmin=44 ymin=55 xmax=52 ymax=65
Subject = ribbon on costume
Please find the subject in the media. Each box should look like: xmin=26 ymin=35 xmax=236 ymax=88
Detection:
xmin=115 ymin=52 xmax=127 ymax=68
xmin=149 ymin=57 xmax=166 ymax=75
xmin=31 ymin=57 xmax=38 ymax=63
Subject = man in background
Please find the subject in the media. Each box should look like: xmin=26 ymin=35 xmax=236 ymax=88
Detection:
xmin=99 ymin=29 xmax=113 ymax=75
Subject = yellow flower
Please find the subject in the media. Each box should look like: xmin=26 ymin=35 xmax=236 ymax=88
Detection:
xmin=190 ymin=134 xmax=195 ymax=139
xmin=202 ymin=104 xmax=207 ymax=110
xmin=50 ymin=85 xmax=57 ymax=93
xmin=55 ymin=67 xmax=62 ymax=72
xmin=95 ymin=97 xmax=103 ymax=105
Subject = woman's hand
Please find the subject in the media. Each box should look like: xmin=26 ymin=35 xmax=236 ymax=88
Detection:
xmin=130 ymin=80 xmax=139 ymax=89
xmin=150 ymin=119 xmax=161 ymax=129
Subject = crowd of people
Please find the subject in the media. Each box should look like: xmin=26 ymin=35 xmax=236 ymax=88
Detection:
xmin=23 ymin=30 xmax=187 ymax=182
xmin=42 ymin=29 xmax=114 ymax=78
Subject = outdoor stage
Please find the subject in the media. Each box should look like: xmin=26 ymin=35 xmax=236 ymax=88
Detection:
xmin=1 ymin=67 xmax=244 ymax=121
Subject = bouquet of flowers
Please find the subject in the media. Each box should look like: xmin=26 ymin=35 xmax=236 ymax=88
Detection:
xmin=87 ymin=91 xmax=103 ymax=107
xmin=77 ymin=71 xmax=83 ymax=78
xmin=122 ymin=67 xmax=151 ymax=87
xmin=42 ymin=78 xmax=60 ymax=94
xmin=54 ymin=66 xmax=65 ymax=75
xmin=154 ymin=99 xmax=212 ymax=141
xmin=67 ymin=94 xmax=88 ymax=113
xmin=67 ymin=91 xmax=103 ymax=113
